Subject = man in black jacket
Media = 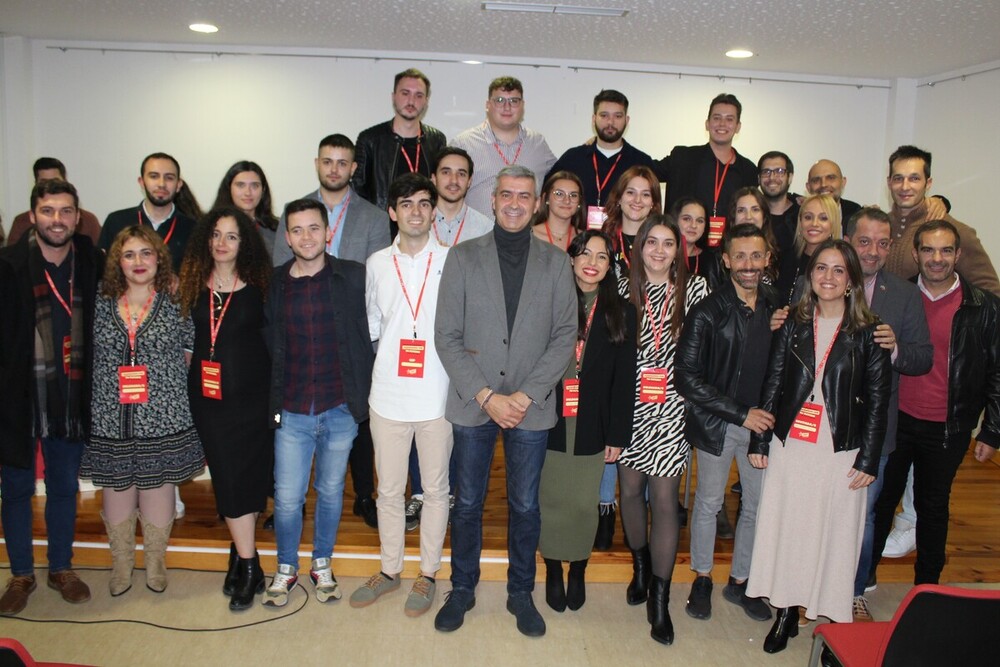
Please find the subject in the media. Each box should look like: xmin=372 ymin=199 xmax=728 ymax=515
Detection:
xmin=871 ymin=220 xmax=1000 ymax=586
xmin=676 ymin=223 xmax=776 ymax=623
xmin=0 ymin=180 xmax=101 ymax=615
xmin=354 ymin=68 xmax=446 ymax=232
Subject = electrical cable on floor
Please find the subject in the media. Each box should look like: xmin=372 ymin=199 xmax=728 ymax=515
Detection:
xmin=0 ymin=564 xmax=311 ymax=632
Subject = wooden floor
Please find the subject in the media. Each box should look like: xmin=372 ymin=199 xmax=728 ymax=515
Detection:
xmin=3 ymin=442 xmax=999 ymax=585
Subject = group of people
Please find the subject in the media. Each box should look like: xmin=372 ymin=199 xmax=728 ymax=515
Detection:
xmin=1 ymin=69 xmax=998 ymax=660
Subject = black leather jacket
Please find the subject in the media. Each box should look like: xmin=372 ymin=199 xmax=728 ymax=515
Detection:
xmin=749 ymin=315 xmax=892 ymax=476
xmin=353 ymin=120 xmax=446 ymax=213
xmin=933 ymin=278 xmax=1000 ymax=448
xmin=676 ymin=281 xmax=778 ymax=455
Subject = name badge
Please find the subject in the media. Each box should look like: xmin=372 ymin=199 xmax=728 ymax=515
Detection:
xmin=562 ymin=378 xmax=580 ymax=417
xmin=790 ymin=401 xmax=823 ymax=444
xmin=707 ymin=217 xmax=725 ymax=248
xmin=201 ymin=360 xmax=222 ymax=400
xmin=118 ymin=365 xmax=149 ymax=404
xmin=587 ymin=206 xmax=607 ymax=230
xmin=639 ymin=368 xmax=668 ymax=403
xmin=398 ymin=339 xmax=426 ymax=378
xmin=62 ymin=335 xmax=72 ymax=374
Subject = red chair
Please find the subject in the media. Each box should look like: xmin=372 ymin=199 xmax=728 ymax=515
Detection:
xmin=0 ymin=638 xmax=92 ymax=667
xmin=808 ymin=584 xmax=1000 ymax=666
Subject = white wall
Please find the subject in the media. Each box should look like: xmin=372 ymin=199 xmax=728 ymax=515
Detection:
xmin=2 ymin=39 xmax=892 ymax=232
xmin=914 ymin=65 xmax=1000 ymax=261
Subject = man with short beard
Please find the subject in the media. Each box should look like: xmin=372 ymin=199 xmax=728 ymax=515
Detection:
xmin=805 ymin=159 xmax=861 ymax=228
xmin=1 ymin=180 xmax=102 ymax=615
xmin=353 ymin=68 xmax=447 ymax=226
xmin=429 ymin=147 xmax=493 ymax=246
xmin=676 ymin=223 xmax=777 ymax=624
xmin=99 ymin=152 xmax=194 ymax=272
xmin=757 ymin=151 xmax=799 ymax=258
xmin=546 ymin=89 xmax=654 ymax=213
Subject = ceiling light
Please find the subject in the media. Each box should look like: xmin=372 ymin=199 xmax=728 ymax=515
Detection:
xmin=726 ymin=49 xmax=754 ymax=59
xmin=461 ymin=60 xmax=484 ymax=65
xmin=189 ymin=23 xmax=219 ymax=34
xmin=482 ymin=3 xmax=629 ymax=17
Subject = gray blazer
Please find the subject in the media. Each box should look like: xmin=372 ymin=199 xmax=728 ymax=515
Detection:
xmin=869 ymin=269 xmax=933 ymax=456
xmin=434 ymin=231 xmax=577 ymax=430
xmin=272 ymin=187 xmax=391 ymax=266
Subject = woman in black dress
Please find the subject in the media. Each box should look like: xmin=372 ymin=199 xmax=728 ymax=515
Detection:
xmin=179 ymin=207 xmax=273 ymax=610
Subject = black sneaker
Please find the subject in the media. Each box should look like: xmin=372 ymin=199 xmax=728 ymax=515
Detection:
xmin=506 ymin=592 xmax=546 ymax=637
xmin=353 ymin=496 xmax=378 ymax=528
xmin=434 ymin=588 xmax=476 ymax=632
xmin=685 ymin=575 xmax=713 ymax=620
xmin=405 ymin=496 xmax=423 ymax=532
xmin=722 ymin=577 xmax=772 ymax=621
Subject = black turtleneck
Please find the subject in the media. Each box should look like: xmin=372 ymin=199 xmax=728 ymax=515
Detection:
xmin=494 ymin=224 xmax=531 ymax=336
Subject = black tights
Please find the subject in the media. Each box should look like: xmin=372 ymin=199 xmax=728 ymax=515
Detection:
xmin=618 ymin=463 xmax=681 ymax=580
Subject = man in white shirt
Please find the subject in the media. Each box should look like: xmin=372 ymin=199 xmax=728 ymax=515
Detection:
xmin=350 ymin=173 xmax=452 ymax=618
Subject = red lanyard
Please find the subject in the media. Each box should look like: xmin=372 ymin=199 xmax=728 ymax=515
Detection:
xmin=400 ymin=131 xmax=422 ymax=173
xmin=489 ymin=123 xmax=523 ymax=166
xmin=328 ymin=192 xmax=351 ymax=250
xmin=544 ymin=220 xmax=573 ymax=251
xmin=433 ymin=208 xmax=467 ymax=247
xmin=593 ymin=151 xmax=623 ymax=206
xmin=575 ymin=296 xmax=598 ymax=375
xmin=617 ymin=229 xmax=632 ymax=269
xmin=643 ymin=284 xmax=673 ymax=353
xmin=208 ymin=275 xmax=237 ymax=361
xmin=392 ymin=252 xmax=434 ymax=338
xmin=121 ymin=291 xmax=156 ymax=362
xmin=812 ymin=314 xmax=842 ymax=382
xmin=44 ymin=269 xmax=73 ymax=317
xmin=140 ymin=209 xmax=177 ymax=245
xmin=711 ymin=150 xmax=735 ymax=216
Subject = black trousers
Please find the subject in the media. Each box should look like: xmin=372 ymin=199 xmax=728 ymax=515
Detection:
xmin=871 ymin=411 xmax=970 ymax=585
xmin=349 ymin=419 xmax=375 ymax=498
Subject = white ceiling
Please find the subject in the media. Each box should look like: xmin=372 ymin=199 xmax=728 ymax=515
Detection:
xmin=1 ymin=0 xmax=998 ymax=80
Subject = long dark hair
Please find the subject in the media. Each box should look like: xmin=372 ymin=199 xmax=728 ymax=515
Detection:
xmin=669 ymin=195 xmax=708 ymax=254
xmin=792 ymin=239 xmax=878 ymax=334
xmin=178 ymin=207 xmax=272 ymax=317
xmin=532 ymin=170 xmax=586 ymax=232
xmin=568 ymin=230 xmax=627 ymax=345
xmin=628 ymin=214 xmax=688 ymax=341
xmin=602 ymin=165 xmax=661 ymax=249
xmin=212 ymin=161 xmax=279 ymax=232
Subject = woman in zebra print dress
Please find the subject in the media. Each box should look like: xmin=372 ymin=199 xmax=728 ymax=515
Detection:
xmin=617 ymin=214 xmax=708 ymax=645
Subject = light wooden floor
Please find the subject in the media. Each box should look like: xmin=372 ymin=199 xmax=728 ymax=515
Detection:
xmin=3 ymin=442 xmax=998 ymax=585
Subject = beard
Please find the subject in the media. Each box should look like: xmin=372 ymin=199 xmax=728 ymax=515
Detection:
xmin=597 ymin=125 xmax=625 ymax=144
xmin=144 ymin=186 xmax=175 ymax=207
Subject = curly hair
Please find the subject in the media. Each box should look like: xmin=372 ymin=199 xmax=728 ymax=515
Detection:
xmin=101 ymin=225 xmax=175 ymax=299
xmin=178 ymin=207 xmax=272 ymax=317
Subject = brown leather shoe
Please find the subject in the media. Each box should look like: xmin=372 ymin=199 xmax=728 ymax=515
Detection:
xmin=48 ymin=570 xmax=91 ymax=604
xmin=0 ymin=575 xmax=37 ymax=615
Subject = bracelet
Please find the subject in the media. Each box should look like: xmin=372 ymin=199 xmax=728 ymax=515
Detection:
xmin=480 ymin=389 xmax=495 ymax=411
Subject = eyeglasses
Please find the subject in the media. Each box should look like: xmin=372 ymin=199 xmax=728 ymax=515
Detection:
xmin=550 ymin=190 xmax=580 ymax=202
xmin=491 ymin=96 xmax=523 ymax=107
xmin=759 ymin=168 xmax=788 ymax=177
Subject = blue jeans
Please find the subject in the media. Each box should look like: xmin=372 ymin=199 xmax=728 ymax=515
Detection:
xmin=598 ymin=462 xmax=618 ymax=505
xmin=273 ymin=405 xmax=357 ymax=567
xmin=854 ymin=453 xmax=889 ymax=596
xmin=0 ymin=437 xmax=84 ymax=575
xmin=450 ymin=422 xmax=548 ymax=595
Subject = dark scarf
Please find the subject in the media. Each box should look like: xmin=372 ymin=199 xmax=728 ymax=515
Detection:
xmin=28 ymin=231 xmax=86 ymax=440
xmin=494 ymin=225 xmax=531 ymax=336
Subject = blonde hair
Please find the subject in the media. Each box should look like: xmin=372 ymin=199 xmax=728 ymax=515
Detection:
xmin=794 ymin=194 xmax=842 ymax=256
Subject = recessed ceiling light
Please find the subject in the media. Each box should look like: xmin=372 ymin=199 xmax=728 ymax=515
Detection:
xmin=726 ymin=49 xmax=754 ymax=59
xmin=482 ymin=3 xmax=629 ymax=17
xmin=462 ymin=60 xmax=484 ymax=65
xmin=189 ymin=23 xmax=219 ymax=34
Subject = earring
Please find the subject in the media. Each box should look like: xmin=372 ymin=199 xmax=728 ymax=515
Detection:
xmin=845 ymin=287 xmax=853 ymax=297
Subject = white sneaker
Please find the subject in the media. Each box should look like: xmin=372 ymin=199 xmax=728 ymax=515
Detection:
xmin=262 ymin=564 xmax=298 ymax=607
xmin=882 ymin=523 xmax=916 ymax=558
xmin=310 ymin=557 xmax=342 ymax=603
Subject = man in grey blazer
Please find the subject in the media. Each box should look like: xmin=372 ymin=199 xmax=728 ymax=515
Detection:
xmin=433 ymin=165 xmax=577 ymax=637
xmin=271 ymin=133 xmax=391 ymax=530
xmin=846 ymin=207 xmax=932 ymax=620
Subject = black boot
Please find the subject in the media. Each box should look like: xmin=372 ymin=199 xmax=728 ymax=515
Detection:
xmin=648 ymin=575 xmax=674 ymax=645
xmin=566 ymin=559 xmax=587 ymax=610
xmin=716 ymin=501 xmax=735 ymax=540
xmin=763 ymin=606 xmax=799 ymax=653
xmin=229 ymin=553 xmax=265 ymax=611
xmin=544 ymin=558 xmax=566 ymax=612
xmin=593 ymin=504 xmax=616 ymax=550
xmin=626 ymin=545 xmax=651 ymax=605
xmin=222 ymin=542 xmax=238 ymax=595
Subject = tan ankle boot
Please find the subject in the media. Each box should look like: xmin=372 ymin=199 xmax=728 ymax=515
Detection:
xmin=139 ymin=514 xmax=173 ymax=593
xmin=101 ymin=511 xmax=137 ymax=596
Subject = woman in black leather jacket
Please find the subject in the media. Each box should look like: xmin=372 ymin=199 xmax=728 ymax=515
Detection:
xmin=745 ymin=239 xmax=891 ymax=654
